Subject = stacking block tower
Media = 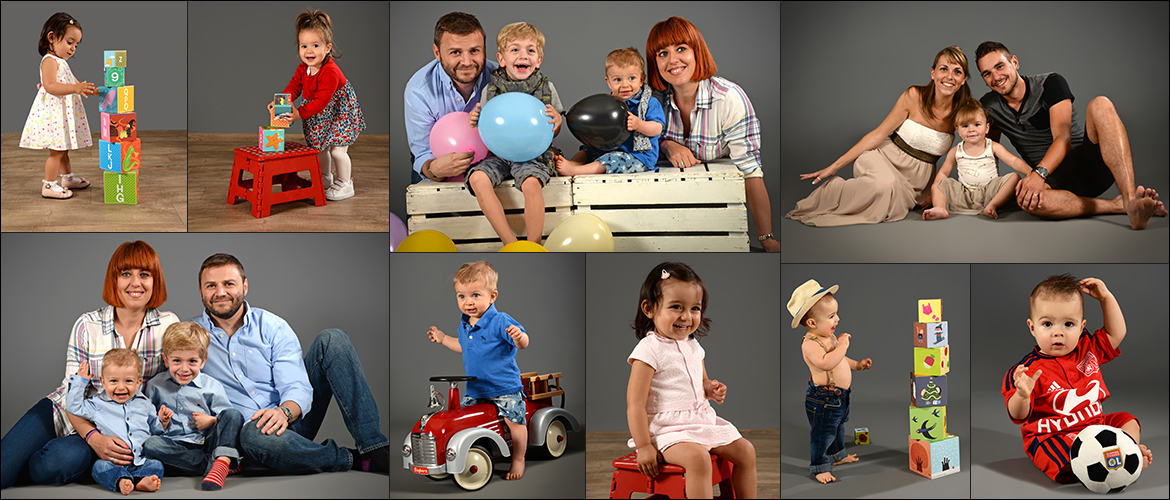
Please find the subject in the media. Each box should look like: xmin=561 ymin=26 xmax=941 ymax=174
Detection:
xmin=908 ymin=298 xmax=960 ymax=479
xmin=100 ymin=50 xmax=140 ymax=204
xmin=261 ymin=93 xmax=292 ymax=152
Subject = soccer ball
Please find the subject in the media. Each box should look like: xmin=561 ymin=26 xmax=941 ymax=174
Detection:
xmin=1070 ymin=425 xmax=1142 ymax=493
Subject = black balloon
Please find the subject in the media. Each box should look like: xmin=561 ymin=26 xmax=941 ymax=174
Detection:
xmin=566 ymin=94 xmax=631 ymax=151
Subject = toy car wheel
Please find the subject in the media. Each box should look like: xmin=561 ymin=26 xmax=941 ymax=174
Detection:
xmin=542 ymin=419 xmax=568 ymax=458
xmin=453 ymin=444 xmax=493 ymax=491
xmin=426 ymin=473 xmax=449 ymax=481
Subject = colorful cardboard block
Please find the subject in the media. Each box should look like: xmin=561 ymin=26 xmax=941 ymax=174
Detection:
xmin=270 ymin=107 xmax=291 ymax=128
xmin=274 ymin=93 xmax=292 ymax=116
xmin=98 ymin=87 xmax=116 ymax=113
xmin=913 ymin=345 xmax=950 ymax=376
xmin=913 ymin=321 xmax=949 ymax=348
xmin=99 ymin=139 xmax=141 ymax=174
xmin=101 ymin=112 xmax=137 ymax=143
xmin=259 ymin=126 xmax=285 ymax=152
xmin=918 ymin=299 xmax=942 ymax=322
xmin=911 ymin=373 xmax=948 ymax=407
xmin=909 ymin=406 xmax=947 ymax=443
xmin=908 ymin=433 xmax=960 ymax=479
xmin=104 ymin=50 xmax=126 ymax=68
xmin=104 ymin=67 xmax=125 ymax=87
xmin=117 ymin=85 xmax=134 ymax=113
xmin=854 ymin=427 xmax=869 ymax=445
xmin=103 ymin=170 xmax=138 ymax=204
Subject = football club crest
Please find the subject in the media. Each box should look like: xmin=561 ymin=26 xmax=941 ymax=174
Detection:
xmin=1103 ymin=448 xmax=1123 ymax=470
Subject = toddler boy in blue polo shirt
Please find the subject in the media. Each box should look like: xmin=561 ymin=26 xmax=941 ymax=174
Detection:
xmin=427 ymin=261 xmax=532 ymax=480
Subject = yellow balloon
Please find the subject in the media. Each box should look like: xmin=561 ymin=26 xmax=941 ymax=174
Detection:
xmin=499 ymin=240 xmax=548 ymax=252
xmin=545 ymin=214 xmax=614 ymax=252
xmin=396 ymin=230 xmax=457 ymax=252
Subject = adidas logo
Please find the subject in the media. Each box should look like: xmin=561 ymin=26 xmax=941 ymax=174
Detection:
xmin=1048 ymin=381 xmax=1062 ymax=393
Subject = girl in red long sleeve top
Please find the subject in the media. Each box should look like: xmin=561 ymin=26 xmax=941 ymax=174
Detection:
xmin=270 ymin=9 xmax=366 ymax=201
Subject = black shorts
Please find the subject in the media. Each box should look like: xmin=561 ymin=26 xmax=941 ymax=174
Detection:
xmin=1045 ymin=139 xmax=1114 ymax=198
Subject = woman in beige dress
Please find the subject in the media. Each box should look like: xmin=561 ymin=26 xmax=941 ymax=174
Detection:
xmin=786 ymin=46 xmax=972 ymax=227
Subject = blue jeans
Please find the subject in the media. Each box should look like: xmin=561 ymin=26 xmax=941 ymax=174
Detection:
xmin=805 ymin=380 xmax=850 ymax=475
xmin=91 ymin=458 xmax=164 ymax=492
xmin=238 ymin=329 xmax=389 ymax=473
xmin=461 ymin=390 xmax=527 ymax=425
xmin=1 ymin=398 xmax=95 ymax=488
xmin=142 ymin=408 xmax=243 ymax=476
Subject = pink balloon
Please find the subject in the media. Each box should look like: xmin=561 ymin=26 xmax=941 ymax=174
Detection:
xmin=430 ymin=111 xmax=489 ymax=168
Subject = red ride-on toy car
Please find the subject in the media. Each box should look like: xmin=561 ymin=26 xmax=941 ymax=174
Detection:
xmin=402 ymin=372 xmax=581 ymax=491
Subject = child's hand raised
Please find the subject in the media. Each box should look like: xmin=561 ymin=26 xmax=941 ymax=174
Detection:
xmin=506 ymin=324 xmax=524 ymax=344
xmin=855 ymin=358 xmax=873 ymax=370
xmin=837 ymin=333 xmax=850 ymax=351
xmin=705 ymin=379 xmax=727 ymax=404
xmin=158 ymin=404 xmax=174 ymax=429
xmin=1079 ymin=277 xmax=1111 ymax=302
xmin=76 ymin=81 xmax=97 ymax=97
xmin=468 ymin=102 xmax=482 ymax=128
xmin=427 ymin=326 xmax=447 ymax=345
xmin=626 ymin=111 xmax=641 ymax=132
xmin=77 ymin=360 xmax=91 ymax=379
xmin=1013 ymin=365 xmax=1042 ymax=399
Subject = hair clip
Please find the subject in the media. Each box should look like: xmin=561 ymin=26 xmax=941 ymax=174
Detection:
xmin=661 ymin=269 xmax=670 ymax=280
xmin=69 ymin=19 xmax=74 ymax=24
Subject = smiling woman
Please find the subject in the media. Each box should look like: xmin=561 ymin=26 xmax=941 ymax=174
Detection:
xmin=0 ymin=241 xmax=179 ymax=488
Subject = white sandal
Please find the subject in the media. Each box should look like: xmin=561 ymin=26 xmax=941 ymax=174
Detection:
xmin=42 ymin=179 xmax=73 ymax=199
xmin=59 ymin=173 xmax=90 ymax=189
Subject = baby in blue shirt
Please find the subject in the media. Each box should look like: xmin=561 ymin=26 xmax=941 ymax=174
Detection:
xmin=67 ymin=348 xmax=165 ymax=494
xmin=142 ymin=322 xmax=243 ymax=490
xmin=426 ymin=261 xmax=531 ymax=480
xmin=555 ymin=47 xmax=666 ymax=175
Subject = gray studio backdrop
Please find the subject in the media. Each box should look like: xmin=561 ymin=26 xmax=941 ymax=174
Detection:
xmin=780 ymin=264 xmax=971 ymax=498
xmin=0 ymin=233 xmax=390 ymax=454
xmin=970 ymin=264 xmax=1169 ymax=498
xmin=187 ymin=1 xmax=389 ymax=134
xmin=390 ymin=2 xmax=782 ymax=242
xmin=586 ymin=254 xmax=781 ymax=432
xmin=780 ymin=1 xmax=1170 ymax=219
xmin=1 ymin=1 xmax=188 ymax=132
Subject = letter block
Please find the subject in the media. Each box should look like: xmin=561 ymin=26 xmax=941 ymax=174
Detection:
xmin=103 ymin=170 xmax=139 ymax=204
xmin=914 ymin=346 xmax=950 ymax=377
xmin=913 ymin=321 xmax=949 ymax=348
xmin=259 ymin=126 xmax=285 ymax=152
xmin=99 ymin=139 xmax=141 ymax=174
xmin=274 ymin=93 xmax=292 ymax=116
xmin=854 ymin=427 xmax=869 ymax=445
xmin=918 ymin=299 xmax=942 ymax=322
xmin=909 ymin=405 xmax=947 ymax=443
xmin=104 ymin=50 xmax=127 ymax=68
xmin=100 ymin=86 xmax=135 ymax=113
xmin=908 ymin=433 xmax=960 ymax=479
xmin=270 ymin=107 xmax=291 ymax=128
xmin=910 ymin=372 xmax=948 ymax=407
xmin=104 ymin=67 xmax=125 ymax=87
xmin=101 ymin=112 xmax=137 ymax=143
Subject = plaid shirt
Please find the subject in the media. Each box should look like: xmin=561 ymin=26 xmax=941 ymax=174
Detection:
xmin=45 ymin=306 xmax=179 ymax=437
xmin=662 ymin=76 xmax=763 ymax=178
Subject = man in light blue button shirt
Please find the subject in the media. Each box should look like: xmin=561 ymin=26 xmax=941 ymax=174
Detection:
xmin=191 ymin=253 xmax=389 ymax=474
xmin=405 ymin=11 xmax=498 ymax=184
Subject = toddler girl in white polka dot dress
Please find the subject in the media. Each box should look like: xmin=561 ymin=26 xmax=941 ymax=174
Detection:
xmin=19 ymin=12 xmax=98 ymax=199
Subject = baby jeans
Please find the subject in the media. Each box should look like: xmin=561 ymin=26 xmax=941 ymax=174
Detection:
xmin=805 ymin=379 xmax=850 ymax=476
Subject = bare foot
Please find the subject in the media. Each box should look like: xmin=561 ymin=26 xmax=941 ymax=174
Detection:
xmin=118 ymin=478 xmax=134 ymax=495
xmin=814 ymin=471 xmax=836 ymax=483
xmin=833 ymin=453 xmax=859 ymax=465
xmin=1139 ymin=444 xmax=1153 ymax=470
xmin=135 ymin=474 xmax=161 ymax=492
xmin=1125 ymin=185 xmax=1161 ymax=229
xmin=505 ymin=457 xmax=525 ymax=480
xmin=554 ymin=155 xmax=581 ymax=176
xmin=982 ymin=204 xmax=999 ymax=219
xmin=923 ymin=207 xmax=949 ymax=220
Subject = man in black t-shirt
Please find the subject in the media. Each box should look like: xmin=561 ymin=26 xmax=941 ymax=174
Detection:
xmin=975 ymin=41 xmax=1166 ymax=230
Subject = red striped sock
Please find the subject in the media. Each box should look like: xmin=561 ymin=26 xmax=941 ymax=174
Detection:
xmin=202 ymin=459 xmax=229 ymax=490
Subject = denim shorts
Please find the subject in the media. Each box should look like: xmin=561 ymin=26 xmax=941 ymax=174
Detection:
xmin=805 ymin=380 xmax=851 ymax=475
xmin=465 ymin=154 xmax=551 ymax=196
xmin=462 ymin=390 xmax=527 ymax=425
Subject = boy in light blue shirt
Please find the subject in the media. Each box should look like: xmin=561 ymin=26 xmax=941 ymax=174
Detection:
xmin=67 ymin=348 xmax=165 ymax=494
xmin=142 ymin=322 xmax=243 ymax=490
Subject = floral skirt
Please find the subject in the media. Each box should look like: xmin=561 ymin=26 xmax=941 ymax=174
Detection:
xmin=302 ymin=80 xmax=365 ymax=149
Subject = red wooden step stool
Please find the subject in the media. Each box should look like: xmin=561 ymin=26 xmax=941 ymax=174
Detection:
xmin=227 ymin=142 xmax=326 ymax=218
xmin=609 ymin=451 xmax=735 ymax=499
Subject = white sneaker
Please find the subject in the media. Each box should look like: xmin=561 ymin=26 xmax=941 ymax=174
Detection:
xmin=325 ymin=178 xmax=354 ymax=201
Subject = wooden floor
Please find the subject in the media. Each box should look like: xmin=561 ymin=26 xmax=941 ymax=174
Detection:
xmin=585 ymin=428 xmax=779 ymax=499
xmin=1 ymin=131 xmax=187 ymax=232
xmin=187 ymin=133 xmax=389 ymax=232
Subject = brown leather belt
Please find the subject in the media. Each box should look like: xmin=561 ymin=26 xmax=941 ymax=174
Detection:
xmin=890 ymin=131 xmax=942 ymax=164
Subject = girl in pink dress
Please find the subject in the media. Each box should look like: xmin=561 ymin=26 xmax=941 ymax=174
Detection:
xmin=19 ymin=12 xmax=98 ymax=199
xmin=626 ymin=262 xmax=757 ymax=498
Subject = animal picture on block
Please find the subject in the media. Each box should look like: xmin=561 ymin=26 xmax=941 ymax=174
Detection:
xmin=274 ymin=93 xmax=292 ymax=116
xmin=101 ymin=113 xmax=137 ymax=143
xmin=99 ymin=139 xmax=141 ymax=174
xmin=909 ymin=406 xmax=948 ymax=442
xmin=103 ymin=170 xmax=138 ymax=204
xmin=104 ymin=50 xmax=126 ymax=68
xmin=260 ymin=126 xmax=285 ymax=152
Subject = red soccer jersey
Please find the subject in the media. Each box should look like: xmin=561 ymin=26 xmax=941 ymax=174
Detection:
xmin=1002 ymin=327 xmax=1120 ymax=451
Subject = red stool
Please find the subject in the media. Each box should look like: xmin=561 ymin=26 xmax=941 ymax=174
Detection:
xmin=227 ymin=142 xmax=326 ymax=218
xmin=609 ymin=451 xmax=735 ymax=499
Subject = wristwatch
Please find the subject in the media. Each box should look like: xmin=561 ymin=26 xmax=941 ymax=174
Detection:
xmin=280 ymin=406 xmax=293 ymax=423
xmin=1032 ymin=165 xmax=1049 ymax=179
xmin=757 ymin=233 xmax=775 ymax=242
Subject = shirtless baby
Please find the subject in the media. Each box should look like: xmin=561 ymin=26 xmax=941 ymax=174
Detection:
xmin=788 ymin=279 xmax=872 ymax=484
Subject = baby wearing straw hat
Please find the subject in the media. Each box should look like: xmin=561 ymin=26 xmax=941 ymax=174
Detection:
xmin=788 ymin=279 xmax=872 ymax=484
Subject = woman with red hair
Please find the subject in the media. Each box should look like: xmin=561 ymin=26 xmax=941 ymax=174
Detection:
xmin=647 ymin=16 xmax=777 ymax=252
xmin=1 ymin=241 xmax=178 ymax=489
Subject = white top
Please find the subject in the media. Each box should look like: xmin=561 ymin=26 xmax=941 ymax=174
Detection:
xmin=894 ymin=119 xmax=952 ymax=156
xmin=955 ymin=138 xmax=999 ymax=190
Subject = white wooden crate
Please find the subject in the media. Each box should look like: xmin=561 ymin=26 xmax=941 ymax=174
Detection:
xmin=572 ymin=161 xmax=748 ymax=251
xmin=406 ymin=176 xmax=573 ymax=252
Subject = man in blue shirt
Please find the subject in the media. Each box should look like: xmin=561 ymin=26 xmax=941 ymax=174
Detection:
xmin=191 ymin=253 xmax=388 ymax=474
xmin=404 ymin=12 xmax=499 ymax=184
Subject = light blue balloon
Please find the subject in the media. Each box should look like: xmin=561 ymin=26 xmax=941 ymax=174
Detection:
xmin=477 ymin=93 xmax=554 ymax=162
